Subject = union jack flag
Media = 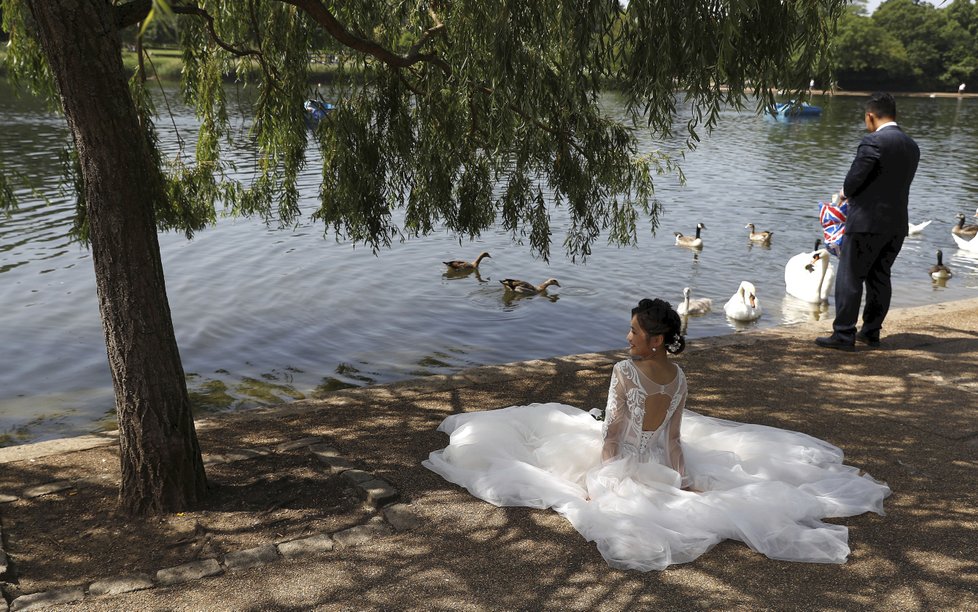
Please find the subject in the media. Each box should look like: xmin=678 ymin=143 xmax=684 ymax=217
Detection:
xmin=819 ymin=199 xmax=848 ymax=257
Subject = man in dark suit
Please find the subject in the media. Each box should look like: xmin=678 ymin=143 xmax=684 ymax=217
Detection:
xmin=816 ymin=92 xmax=920 ymax=352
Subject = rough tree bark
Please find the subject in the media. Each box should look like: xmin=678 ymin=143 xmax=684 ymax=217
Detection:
xmin=28 ymin=0 xmax=207 ymax=515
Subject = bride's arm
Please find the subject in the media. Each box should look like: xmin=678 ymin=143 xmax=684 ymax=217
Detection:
xmin=601 ymin=364 xmax=627 ymax=462
xmin=669 ymin=380 xmax=690 ymax=489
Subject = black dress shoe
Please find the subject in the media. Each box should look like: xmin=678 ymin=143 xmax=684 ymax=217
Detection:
xmin=815 ymin=335 xmax=855 ymax=352
xmin=855 ymin=332 xmax=880 ymax=347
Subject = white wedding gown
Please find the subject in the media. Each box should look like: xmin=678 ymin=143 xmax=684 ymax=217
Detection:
xmin=423 ymin=359 xmax=890 ymax=571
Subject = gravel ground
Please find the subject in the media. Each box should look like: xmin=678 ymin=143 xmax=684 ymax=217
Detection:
xmin=3 ymin=297 xmax=978 ymax=611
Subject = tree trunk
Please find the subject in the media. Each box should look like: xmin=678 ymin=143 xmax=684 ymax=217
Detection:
xmin=29 ymin=0 xmax=207 ymax=515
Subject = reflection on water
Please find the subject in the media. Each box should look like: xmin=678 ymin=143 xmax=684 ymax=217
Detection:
xmin=780 ymin=294 xmax=831 ymax=325
xmin=2 ymin=79 xmax=977 ymax=445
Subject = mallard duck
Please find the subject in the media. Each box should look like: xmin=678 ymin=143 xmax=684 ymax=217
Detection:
xmin=723 ymin=281 xmax=762 ymax=322
xmin=745 ymin=223 xmax=774 ymax=243
xmin=929 ymin=250 xmax=952 ymax=280
xmin=908 ymin=220 xmax=932 ymax=235
xmin=677 ymin=287 xmax=712 ymax=316
xmin=784 ymin=244 xmax=835 ymax=304
xmin=443 ymin=251 xmax=491 ymax=270
xmin=499 ymin=278 xmax=560 ymax=294
xmin=674 ymin=223 xmax=706 ymax=248
xmin=951 ymin=212 xmax=978 ymax=240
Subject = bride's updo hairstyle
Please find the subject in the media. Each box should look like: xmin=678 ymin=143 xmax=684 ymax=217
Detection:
xmin=631 ymin=298 xmax=686 ymax=355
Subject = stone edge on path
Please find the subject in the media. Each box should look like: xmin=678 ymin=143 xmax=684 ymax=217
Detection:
xmin=1 ymin=438 xmax=421 ymax=611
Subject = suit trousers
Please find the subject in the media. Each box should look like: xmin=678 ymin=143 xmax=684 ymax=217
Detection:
xmin=832 ymin=231 xmax=905 ymax=340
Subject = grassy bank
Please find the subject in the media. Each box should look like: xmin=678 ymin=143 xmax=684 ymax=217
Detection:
xmin=123 ymin=47 xmax=346 ymax=84
xmin=0 ymin=47 xmax=340 ymax=83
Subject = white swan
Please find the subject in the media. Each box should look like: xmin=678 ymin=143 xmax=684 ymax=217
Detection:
xmin=724 ymin=281 xmax=762 ymax=322
xmin=784 ymin=246 xmax=835 ymax=304
xmin=677 ymin=287 xmax=712 ymax=316
xmin=908 ymin=220 xmax=932 ymax=235
xmin=952 ymin=232 xmax=978 ymax=253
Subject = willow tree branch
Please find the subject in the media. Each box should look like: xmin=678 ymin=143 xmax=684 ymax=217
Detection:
xmin=170 ymin=3 xmax=263 ymax=58
xmin=475 ymin=86 xmax=588 ymax=158
xmin=115 ymin=0 xmax=152 ymax=30
xmin=275 ymin=0 xmax=451 ymax=76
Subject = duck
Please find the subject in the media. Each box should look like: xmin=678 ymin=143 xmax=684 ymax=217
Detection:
xmin=723 ymin=281 xmax=763 ymax=322
xmin=745 ymin=223 xmax=774 ymax=243
xmin=929 ymin=250 xmax=952 ymax=280
xmin=907 ymin=220 xmax=932 ymax=235
xmin=499 ymin=278 xmax=560 ymax=294
xmin=443 ymin=251 xmax=491 ymax=271
xmin=674 ymin=223 xmax=706 ymax=248
xmin=677 ymin=287 xmax=712 ymax=316
xmin=951 ymin=212 xmax=978 ymax=240
xmin=784 ymin=242 xmax=835 ymax=303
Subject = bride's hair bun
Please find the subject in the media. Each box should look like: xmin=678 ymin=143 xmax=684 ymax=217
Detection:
xmin=631 ymin=298 xmax=686 ymax=355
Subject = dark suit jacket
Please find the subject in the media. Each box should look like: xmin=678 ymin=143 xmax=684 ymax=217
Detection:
xmin=842 ymin=124 xmax=920 ymax=236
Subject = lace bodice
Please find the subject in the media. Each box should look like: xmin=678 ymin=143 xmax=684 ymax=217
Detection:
xmin=601 ymin=359 xmax=687 ymax=483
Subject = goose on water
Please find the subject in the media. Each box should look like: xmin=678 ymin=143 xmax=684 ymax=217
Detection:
xmin=443 ymin=251 xmax=491 ymax=270
xmin=723 ymin=281 xmax=763 ymax=322
xmin=677 ymin=287 xmax=712 ymax=316
xmin=951 ymin=211 xmax=978 ymax=240
xmin=785 ymin=242 xmax=835 ymax=304
xmin=745 ymin=223 xmax=774 ymax=243
xmin=929 ymin=250 xmax=952 ymax=280
xmin=499 ymin=278 xmax=560 ymax=294
xmin=674 ymin=223 xmax=706 ymax=248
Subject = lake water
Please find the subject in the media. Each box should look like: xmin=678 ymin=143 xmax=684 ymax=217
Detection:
xmin=2 ymin=81 xmax=977 ymax=446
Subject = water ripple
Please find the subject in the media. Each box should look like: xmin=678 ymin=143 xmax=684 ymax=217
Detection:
xmin=2 ymin=80 xmax=977 ymax=444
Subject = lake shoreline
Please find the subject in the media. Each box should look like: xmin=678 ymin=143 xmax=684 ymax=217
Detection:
xmin=4 ymin=293 xmax=978 ymax=458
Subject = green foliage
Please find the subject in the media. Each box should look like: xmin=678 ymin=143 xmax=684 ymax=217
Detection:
xmin=833 ymin=8 xmax=912 ymax=89
xmin=2 ymin=0 xmax=847 ymax=261
xmin=832 ymin=0 xmax=978 ymax=91
xmin=1 ymin=0 xmax=58 ymax=106
xmin=0 ymin=165 xmax=14 ymax=213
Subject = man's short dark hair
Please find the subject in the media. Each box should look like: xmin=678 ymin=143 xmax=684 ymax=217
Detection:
xmin=866 ymin=92 xmax=896 ymax=119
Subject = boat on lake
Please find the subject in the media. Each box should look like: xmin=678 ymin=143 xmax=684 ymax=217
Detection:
xmin=304 ymin=99 xmax=335 ymax=128
xmin=770 ymin=100 xmax=822 ymax=120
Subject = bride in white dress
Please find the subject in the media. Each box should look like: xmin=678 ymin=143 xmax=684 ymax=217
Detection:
xmin=423 ymin=298 xmax=890 ymax=571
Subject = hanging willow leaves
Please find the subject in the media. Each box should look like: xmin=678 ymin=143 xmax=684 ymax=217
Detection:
xmin=3 ymin=0 xmax=844 ymax=260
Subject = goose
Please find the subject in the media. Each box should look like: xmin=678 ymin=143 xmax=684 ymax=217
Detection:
xmin=907 ymin=220 xmax=932 ymax=235
xmin=443 ymin=251 xmax=491 ymax=270
xmin=745 ymin=223 xmax=774 ymax=243
xmin=677 ymin=287 xmax=712 ymax=316
xmin=499 ymin=278 xmax=560 ymax=294
xmin=724 ymin=281 xmax=763 ymax=322
xmin=929 ymin=250 xmax=952 ymax=280
xmin=674 ymin=223 xmax=706 ymax=248
xmin=952 ymin=231 xmax=978 ymax=253
xmin=951 ymin=212 xmax=978 ymax=240
xmin=784 ymin=242 xmax=835 ymax=303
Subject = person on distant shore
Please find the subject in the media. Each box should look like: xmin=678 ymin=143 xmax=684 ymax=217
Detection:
xmin=425 ymin=298 xmax=891 ymax=571
xmin=817 ymin=92 xmax=920 ymax=352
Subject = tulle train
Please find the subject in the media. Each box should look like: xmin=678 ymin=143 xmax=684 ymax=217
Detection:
xmin=423 ymin=403 xmax=890 ymax=571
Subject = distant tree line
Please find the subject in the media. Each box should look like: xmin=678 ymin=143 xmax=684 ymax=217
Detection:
xmin=832 ymin=0 xmax=977 ymax=91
